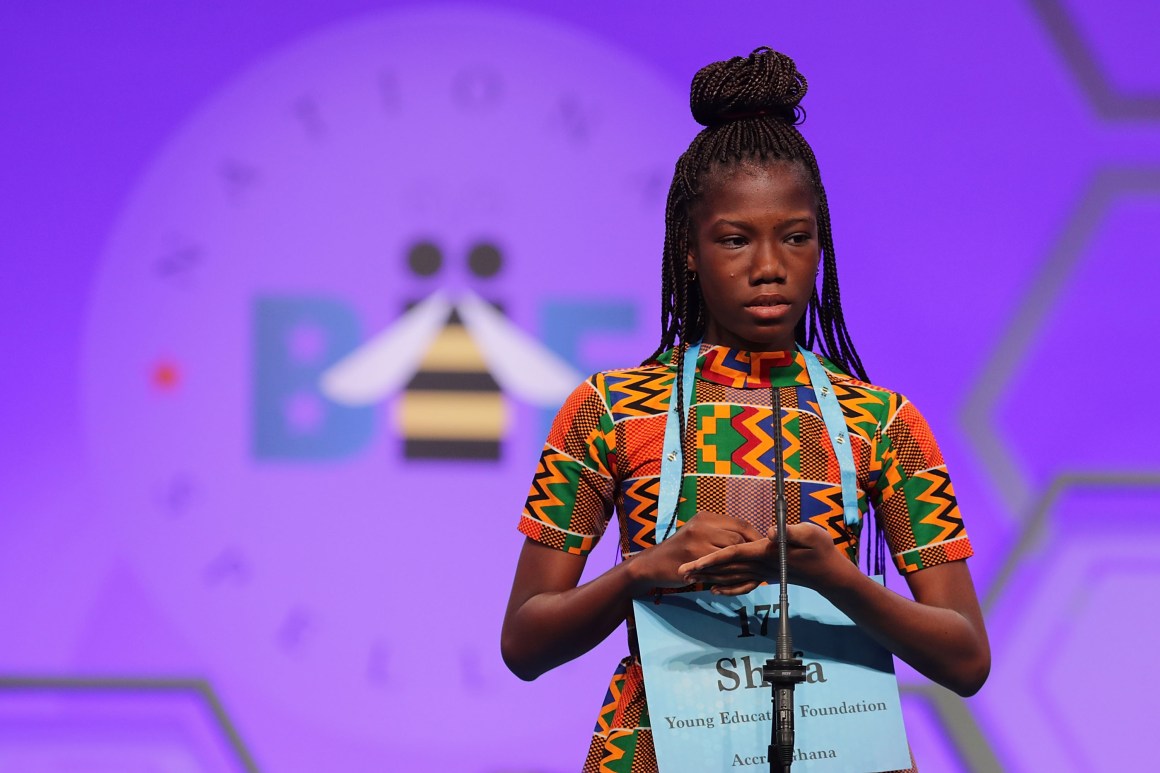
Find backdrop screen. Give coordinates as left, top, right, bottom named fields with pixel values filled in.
left=2, top=2, right=1158, bottom=771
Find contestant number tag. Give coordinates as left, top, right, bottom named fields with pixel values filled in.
left=633, top=582, right=910, bottom=772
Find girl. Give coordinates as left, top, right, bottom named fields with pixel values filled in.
left=502, top=47, right=989, bottom=772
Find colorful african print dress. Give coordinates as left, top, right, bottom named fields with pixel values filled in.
left=517, top=344, right=972, bottom=773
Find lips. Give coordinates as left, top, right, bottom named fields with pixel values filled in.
left=743, top=293, right=793, bottom=322
left=745, top=294, right=790, bottom=308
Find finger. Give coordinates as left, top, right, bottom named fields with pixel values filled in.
left=710, top=581, right=761, bottom=596
left=723, top=517, right=764, bottom=542
left=695, top=511, right=763, bottom=542
left=677, top=545, right=742, bottom=575
left=691, top=571, right=764, bottom=586
left=768, top=521, right=829, bottom=547
left=679, top=541, right=766, bottom=574
left=687, top=559, right=768, bottom=575
left=685, top=563, right=772, bottom=587
left=711, top=528, right=755, bottom=549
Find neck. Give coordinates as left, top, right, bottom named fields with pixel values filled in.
left=699, top=326, right=796, bottom=352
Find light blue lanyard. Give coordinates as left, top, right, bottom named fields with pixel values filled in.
left=653, top=343, right=860, bottom=543
left=800, top=349, right=861, bottom=531
left=654, top=340, right=702, bottom=541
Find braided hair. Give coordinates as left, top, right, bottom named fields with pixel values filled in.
left=650, top=47, right=884, bottom=574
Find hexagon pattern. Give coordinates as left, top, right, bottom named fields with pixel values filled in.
left=1039, top=0, right=1160, bottom=116
left=978, top=485, right=1160, bottom=771
left=0, top=678, right=253, bottom=772
left=950, top=2, right=1160, bottom=768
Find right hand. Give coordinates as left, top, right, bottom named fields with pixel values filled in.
left=628, top=511, right=763, bottom=591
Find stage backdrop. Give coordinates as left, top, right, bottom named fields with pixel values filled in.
left=1, top=1, right=1158, bottom=771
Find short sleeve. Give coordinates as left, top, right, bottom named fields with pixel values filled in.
left=870, top=396, right=973, bottom=574
left=517, top=374, right=616, bottom=556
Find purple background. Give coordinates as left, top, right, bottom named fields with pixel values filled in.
left=2, top=1, right=1158, bottom=770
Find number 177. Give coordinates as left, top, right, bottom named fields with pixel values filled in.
left=735, top=604, right=772, bottom=638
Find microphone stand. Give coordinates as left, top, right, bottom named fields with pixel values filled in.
left=763, top=386, right=807, bottom=773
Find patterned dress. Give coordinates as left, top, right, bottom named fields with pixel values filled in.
left=517, top=344, right=973, bottom=772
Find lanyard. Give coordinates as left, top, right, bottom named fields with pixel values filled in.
left=654, top=339, right=701, bottom=542
left=800, top=349, right=861, bottom=531
left=653, top=342, right=861, bottom=544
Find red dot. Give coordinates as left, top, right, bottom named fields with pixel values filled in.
left=152, top=361, right=181, bottom=391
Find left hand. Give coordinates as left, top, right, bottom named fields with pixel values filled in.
left=678, top=522, right=848, bottom=595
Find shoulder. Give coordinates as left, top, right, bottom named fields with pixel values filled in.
left=811, top=357, right=946, bottom=447
left=826, top=369, right=946, bottom=455
left=583, top=360, right=675, bottom=423
left=814, top=355, right=906, bottom=422
left=596, top=359, right=673, bottom=386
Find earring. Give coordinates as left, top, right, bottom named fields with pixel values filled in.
left=687, top=270, right=697, bottom=282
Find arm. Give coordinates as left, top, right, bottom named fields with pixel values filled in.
left=680, top=523, right=990, bottom=696
left=501, top=512, right=763, bottom=681
left=500, top=539, right=635, bottom=682
left=822, top=552, right=990, bottom=697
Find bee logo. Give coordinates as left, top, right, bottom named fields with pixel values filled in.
left=319, top=239, right=580, bottom=460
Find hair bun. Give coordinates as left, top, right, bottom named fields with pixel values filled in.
left=689, top=46, right=808, bottom=128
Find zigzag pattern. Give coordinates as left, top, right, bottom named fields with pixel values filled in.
left=524, top=450, right=572, bottom=525
left=805, top=483, right=844, bottom=529
left=595, top=670, right=625, bottom=734
left=914, top=467, right=963, bottom=544
left=734, top=407, right=776, bottom=476
left=823, top=508, right=853, bottom=549
left=622, top=477, right=660, bottom=551
left=780, top=405, right=801, bottom=477
left=807, top=484, right=860, bottom=559
left=597, top=729, right=636, bottom=773
left=700, top=350, right=751, bottom=387
left=701, top=347, right=794, bottom=387
left=837, top=384, right=882, bottom=440
left=605, top=370, right=673, bottom=421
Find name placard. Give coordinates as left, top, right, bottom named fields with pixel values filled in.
left=633, top=582, right=910, bottom=772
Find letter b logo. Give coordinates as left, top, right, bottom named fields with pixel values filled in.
left=252, top=296, right=374, bottom=460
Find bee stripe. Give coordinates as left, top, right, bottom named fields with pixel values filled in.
left=406, top=370, right=499, bottom=391
left=405, top=439, right=500, bottom=460
left=397, top=391, right=506, bottom=438
left=418, top=325, right=489, bottom=370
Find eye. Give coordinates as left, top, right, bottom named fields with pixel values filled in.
left=719, top=235, right=748, bottom=248
left=786, top=232, right=813, bottom=246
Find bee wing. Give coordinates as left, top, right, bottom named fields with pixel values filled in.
left=319, top=291, right=451, bottom=406
left=456, top=290, right=583, bottom=406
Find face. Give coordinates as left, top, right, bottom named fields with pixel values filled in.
left=687, top=161, right=819, bottom=352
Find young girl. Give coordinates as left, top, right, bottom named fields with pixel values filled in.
left=502, top=47, right=989, bottom=772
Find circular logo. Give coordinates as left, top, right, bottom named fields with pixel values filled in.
left=82, top=6, right=688, bottom=757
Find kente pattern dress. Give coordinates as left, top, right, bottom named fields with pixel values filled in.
left=517, top=344, right=973, bottom=773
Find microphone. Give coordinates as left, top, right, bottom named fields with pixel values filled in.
left=763, top=385, right=807, bottom=773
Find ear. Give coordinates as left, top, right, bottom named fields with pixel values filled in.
left=686, top=250, right=698, bottom=274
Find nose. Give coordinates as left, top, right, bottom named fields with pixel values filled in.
left=749, top=240, right=786, bottom=285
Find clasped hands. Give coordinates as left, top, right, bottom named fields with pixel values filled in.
left=635, top=511, right=843, bottom=596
